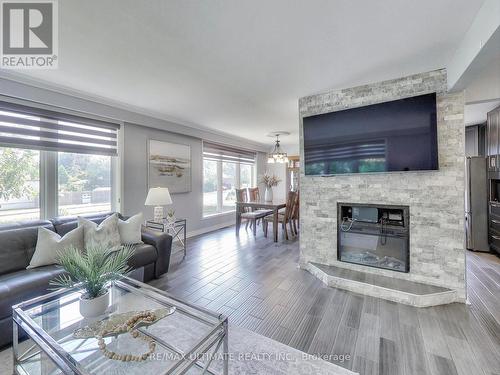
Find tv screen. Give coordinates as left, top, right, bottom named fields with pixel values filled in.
left=303, top=93, right=438, bottom=175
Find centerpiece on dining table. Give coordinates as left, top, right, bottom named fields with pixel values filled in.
left=259, top=172, right=281, bottom=202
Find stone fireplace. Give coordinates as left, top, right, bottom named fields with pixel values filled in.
left=298, top=69, right=466, bottom=305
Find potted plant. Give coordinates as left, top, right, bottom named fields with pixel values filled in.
left=166, top=208, right=176, bottom=226
left=51, top=245, right=134, bottom=318
left=259, top=172, right=281, bottom=202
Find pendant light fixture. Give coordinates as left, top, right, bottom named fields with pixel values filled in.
left=267, top=132, right=290, bottom=164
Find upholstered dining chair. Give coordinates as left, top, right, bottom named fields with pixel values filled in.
left=236, top=188, right=269, bottom=236
left=248, top=187, right=272, bottom=229
left=263, top=191, right=297, bottom=240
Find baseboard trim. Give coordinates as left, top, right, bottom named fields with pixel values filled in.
left=171, top=221, right=234, bottom=243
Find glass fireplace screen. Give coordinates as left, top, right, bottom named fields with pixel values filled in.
left=337, top=203, right=410, bottom=273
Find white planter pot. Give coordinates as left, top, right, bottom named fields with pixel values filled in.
left=264, top=187, right=273, bottom=202
left=79, top=290, right=109, bottom=318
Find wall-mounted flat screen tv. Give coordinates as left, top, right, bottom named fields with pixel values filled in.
left=303, top=93, right=438, bottom=175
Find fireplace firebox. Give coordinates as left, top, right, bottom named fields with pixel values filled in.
left=337, top=203, right=410, bottom=273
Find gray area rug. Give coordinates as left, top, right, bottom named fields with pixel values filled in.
left=0, top=324, right=357, bottom=374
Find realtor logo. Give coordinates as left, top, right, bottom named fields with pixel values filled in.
left=1, top=0, right=58, bottom=69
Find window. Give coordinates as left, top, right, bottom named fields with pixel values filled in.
left=202, top=142, right=256, bottom=217
left=0, top=147, right=40, bottom=223
left=202, top=159, right=218, bottom=216
left=240, top=164, right=253, bottom=188
left=58, top=153, right=112, bottom=216
left=222, top=162, right=236, bottom=212
left=0, top=100, right=120, bottom=223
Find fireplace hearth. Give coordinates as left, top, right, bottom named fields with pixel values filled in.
left=337, top=203, right=410, bottom=273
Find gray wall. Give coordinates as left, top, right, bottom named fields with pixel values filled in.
left=123, top=123, right=267, bottom=235
left=298, top=69, right=467, bottom=301
left=0, top=76, right=268, bottom=235
left=466, top=126, right=479, bottom=156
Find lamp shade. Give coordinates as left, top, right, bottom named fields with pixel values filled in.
left=145, top=187, right=172, bottom=206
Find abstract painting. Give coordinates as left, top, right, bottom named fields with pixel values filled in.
left=148, top=139, right=191, bottom=193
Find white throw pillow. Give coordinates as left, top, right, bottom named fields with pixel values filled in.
left=27, top=226, right=84, bottom=269
left=118, top=212, right=144, bottom=244
left=78, top=213, right=122, bottom=250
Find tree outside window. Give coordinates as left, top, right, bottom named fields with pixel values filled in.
left=58, top=153, right=112, bottom=216
left=0, top=147, right=40, bottom=223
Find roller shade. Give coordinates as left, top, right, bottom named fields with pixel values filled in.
left=203, top=141, right=256, bottom=164
left=0, top=100, right=120, bottom=156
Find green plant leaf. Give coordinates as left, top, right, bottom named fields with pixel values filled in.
left=52, top=244, right=135, bottom=299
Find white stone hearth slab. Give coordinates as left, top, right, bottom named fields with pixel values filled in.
left=305, top=262, right=457, bottom=307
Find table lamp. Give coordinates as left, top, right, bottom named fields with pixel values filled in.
left=145, top=187, right=172, bottom=223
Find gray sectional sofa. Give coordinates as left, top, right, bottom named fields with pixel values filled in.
left=0, top=212, right=172, bottom=347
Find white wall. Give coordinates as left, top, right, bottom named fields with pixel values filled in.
left=265, top=163, right=289, bottom=201
left=465, top=58, right=500, bottom=104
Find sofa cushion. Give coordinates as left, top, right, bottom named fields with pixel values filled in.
left=51, top=212, right=115, bottom=237
left=0, top=220, right=55, bottom=275
left=128, top=244, right=158, bottom=270
left=27, top=226, right=84, bottom=269
left=78, top=214, right=121, bottom=250
left=118, top=212, right=144, bottom=245
left=0, top=265, right=66, bottom=318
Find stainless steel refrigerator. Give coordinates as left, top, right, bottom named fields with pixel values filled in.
left=465, top=157, right=489, bottom=251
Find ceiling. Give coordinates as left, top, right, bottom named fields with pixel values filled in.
left=465, top=100, right=500, bottom=126
left=2, top=0, right=486, bottom=153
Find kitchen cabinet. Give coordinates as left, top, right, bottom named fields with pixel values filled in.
left=487, top=106, right=500, bottom=171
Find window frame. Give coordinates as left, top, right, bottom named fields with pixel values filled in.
left=0, top=146, right=118, bottom=223
left=202, top=157, right=255, bottom=218
left=0, top=98, right=121, bottom=223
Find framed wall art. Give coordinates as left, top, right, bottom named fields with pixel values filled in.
left=148, top=139, right=191, bottom=193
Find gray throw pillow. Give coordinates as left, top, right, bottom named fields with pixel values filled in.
left=27, top=226, right=84, bottom=269
left=78, top=213, right=122, bottom=250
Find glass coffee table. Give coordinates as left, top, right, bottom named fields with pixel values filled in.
left=12, top=276, right=228, bottom=375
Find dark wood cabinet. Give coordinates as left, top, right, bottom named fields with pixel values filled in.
left=487, top=107, right=500, bottom=171
left=487, top=105, right=500, bottom=255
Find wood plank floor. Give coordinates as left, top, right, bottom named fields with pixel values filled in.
left=150, top=226, right=500, bottom=375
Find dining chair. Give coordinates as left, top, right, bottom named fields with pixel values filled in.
left=248, top=187, right=260, bottom=201
left=290, top=191, right=299, bottom=236
left=263, top=191, right=297, bottom=240
left=236, top=188, right=249, bottom=229
left=237, top=188, right=269, bottom=236
left=248, top=187, right=272, bottom=227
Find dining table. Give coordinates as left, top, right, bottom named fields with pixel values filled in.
left=235, top=199, right=287, bottom=242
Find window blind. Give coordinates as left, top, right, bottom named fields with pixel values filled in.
left=0, top=100, right=120, bottom=156
left=203, top=141, right=256, bottom=164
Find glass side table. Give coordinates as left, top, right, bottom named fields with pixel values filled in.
left=146, top=219, right=187, bottom=257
